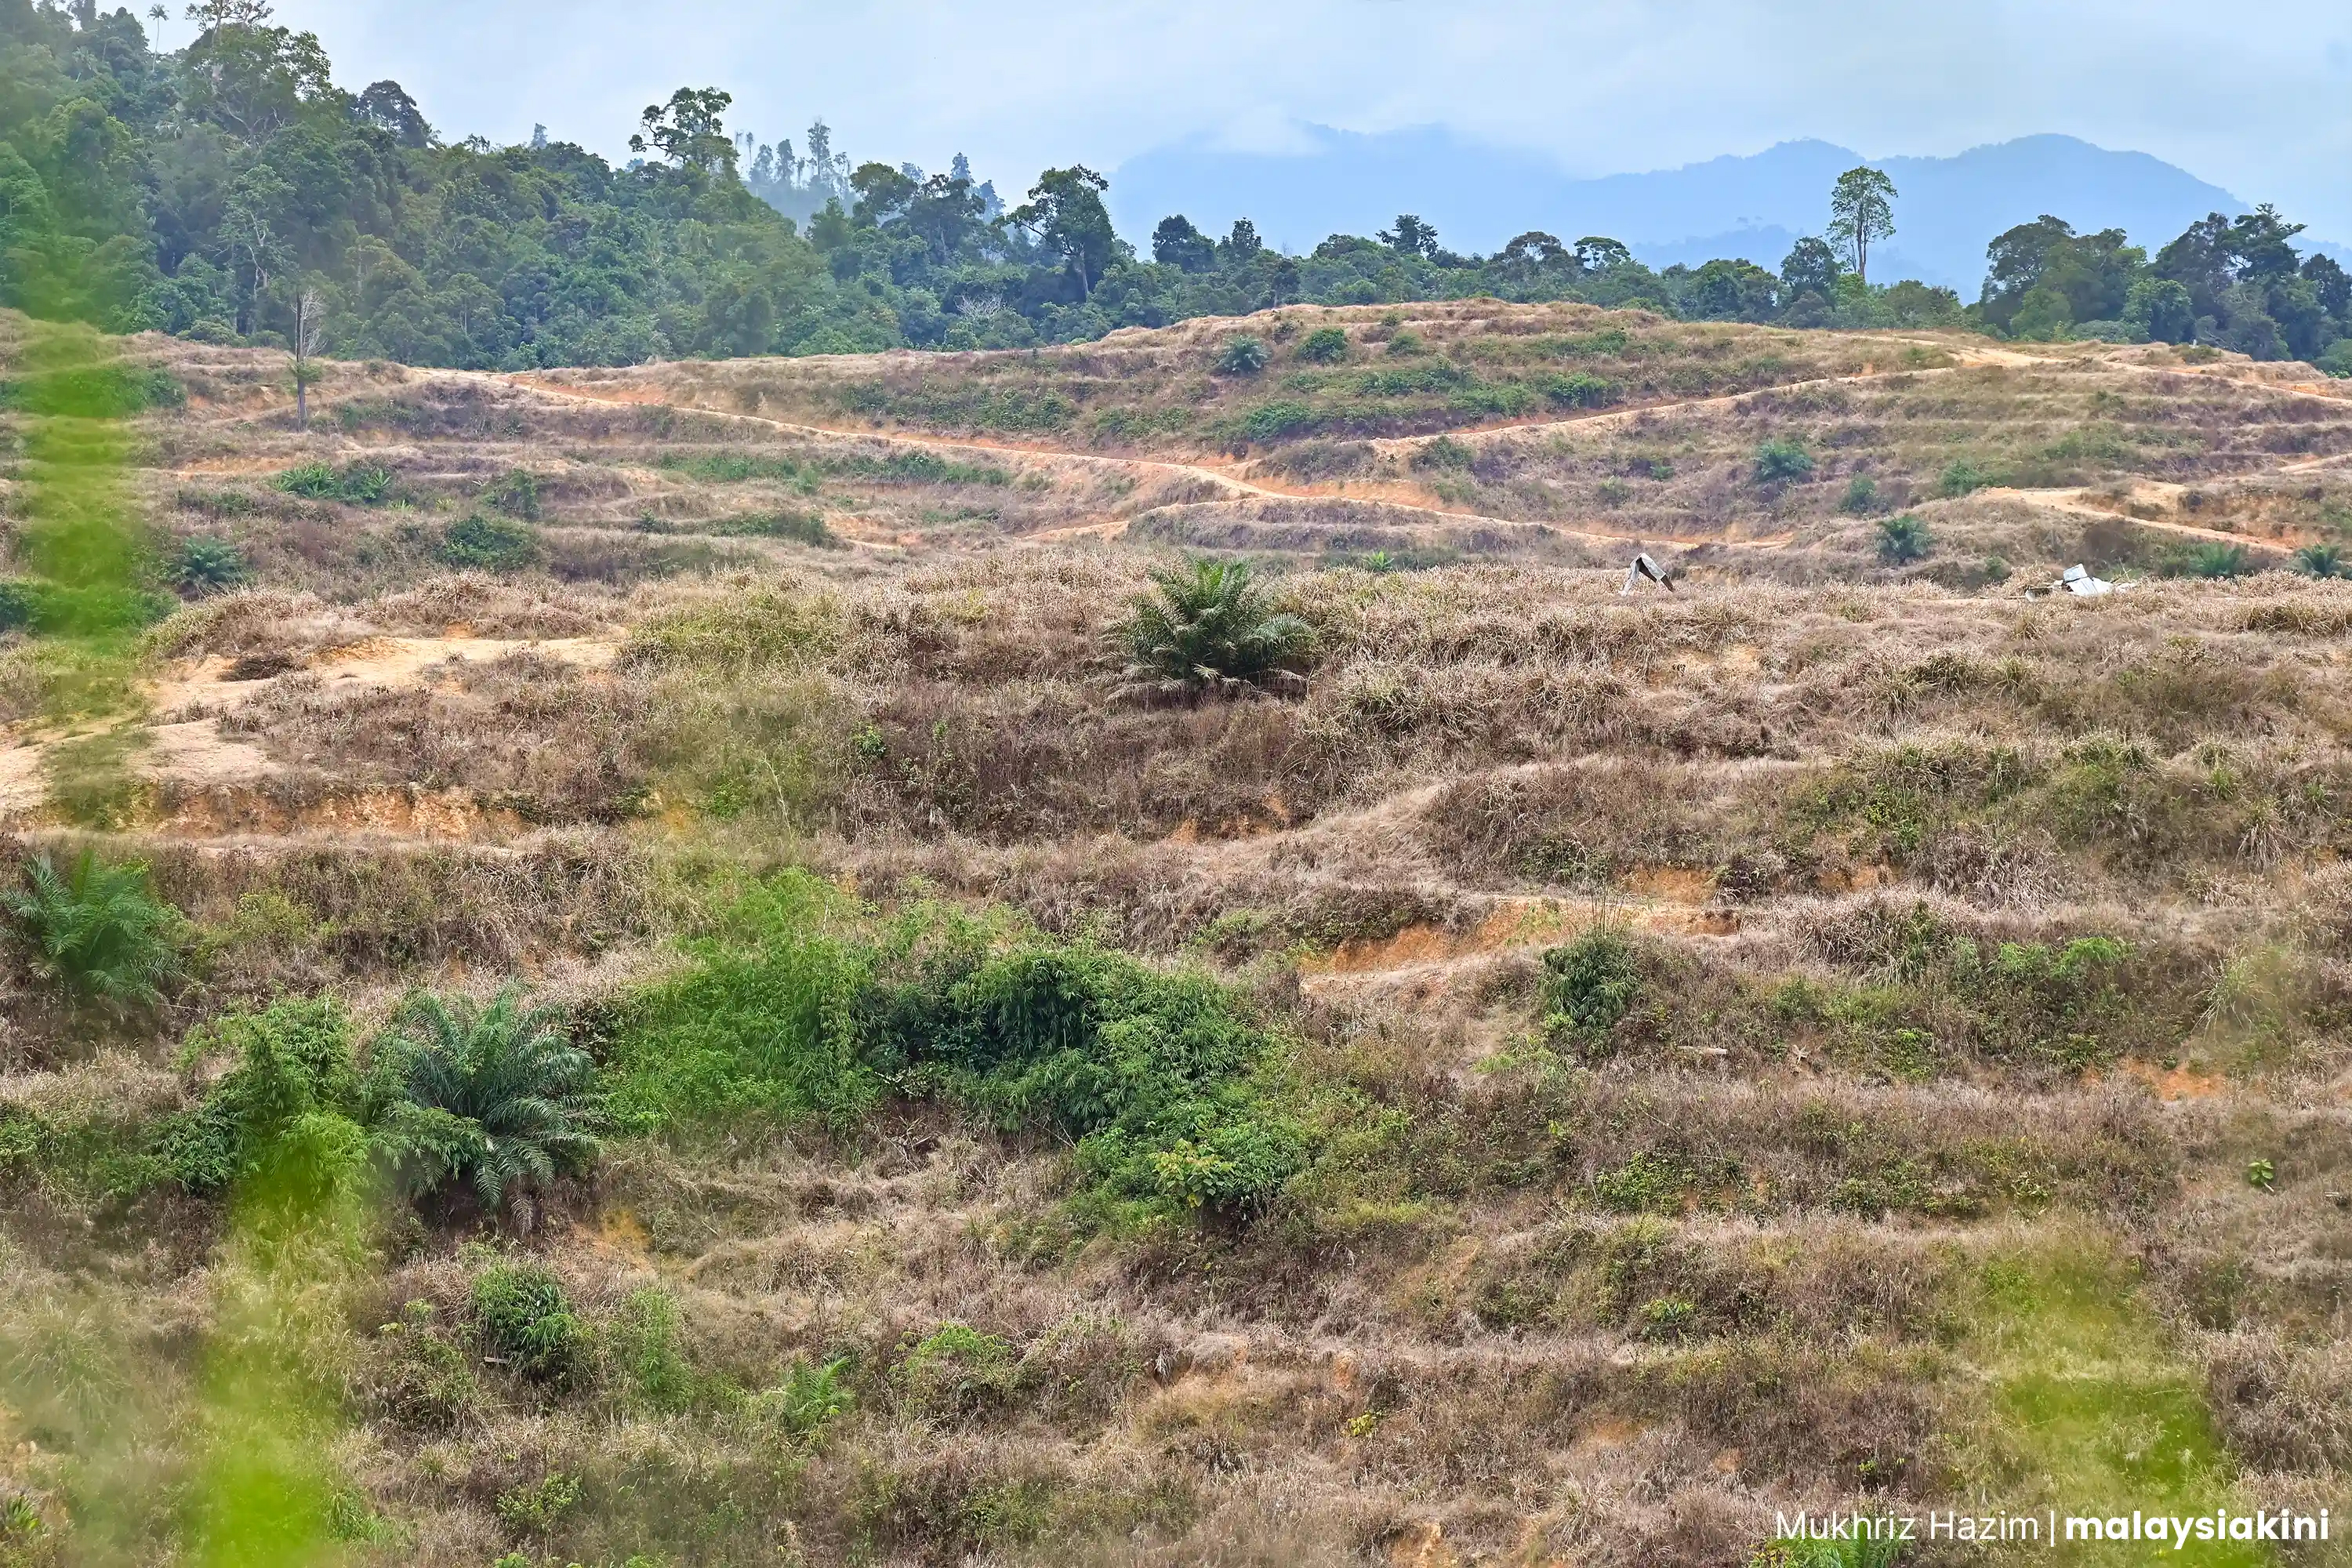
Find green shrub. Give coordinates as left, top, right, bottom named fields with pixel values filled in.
left=1753, top=439, right=1814, bottom=483
left=2292, top=543, right=2342, bottom=578
left=367, top=1300, right=483, bottom=1432
left=1876, top=514, right=1932, bottom=564
left=609, top=875, right=1305, bottom=1214
left=171, top=535, right=251, bottom=596
left=2170, top=543, right=2253, bottom=579
left=1411, top=435, right=1475, bottom=472
left=880, top=940, right=1305, bottom=1210
left=607, top=873, right=879, bottom=1132
left=1539, top=370, right=1617, bottom=408
left=372, top=988, right=597, bottom=1214
left=0, top=579, right=175, bottom=636
left=3, top=851, right=182, bottom=1014
left=495, top=1470, right=581, bottom=1534
left=164, top=996, right=365, bottom=1200
left=274, top=463, right=390, bottom=504
left=1, top=362, right=182, bottom=417
left=702, top=510, right=838, bottom=546
left=1112, top=557, right=1314, bottom=693
left=1240, top=400, right=1317, bottom=441
left=1839, top=474, right=1880, bottom=514
left=621, top=586, right=837, bottom=673
left=436, top=514, right=539, bottom=570
left=1939, top=458, right=1992, bottom=497
left=472, top=1261, right=583, bottom=1380
left=1214, top=336, right=1269, bottom=376
left=1295, top=326, right=1349, bottom=363
left=752, top=1356, right=855, bottom=1442
left=481, top=468, right=540, bottom=518
left=1541, top=928, right=1642, bottom=1044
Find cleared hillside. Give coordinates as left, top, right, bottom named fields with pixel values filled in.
left=0, top=306, right=2349, bottom=1567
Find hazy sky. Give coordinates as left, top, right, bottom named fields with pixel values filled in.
left=265, top=1, right=2352, bottom=241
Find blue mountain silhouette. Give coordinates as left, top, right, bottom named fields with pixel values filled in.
left=1111, top=129, right=2267, bottom=295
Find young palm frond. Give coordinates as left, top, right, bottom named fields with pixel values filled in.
left=1112, top=557, right=1314, bottom=699
left=376, top=988, right=597, bottom=1214
left=2, top=850, right=180, bottom=1014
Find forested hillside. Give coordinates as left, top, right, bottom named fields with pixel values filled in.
left=2, top=0, right=2348, bottom=372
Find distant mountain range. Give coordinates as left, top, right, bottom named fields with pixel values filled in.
left=1108, top=130, right=2340, bottom=297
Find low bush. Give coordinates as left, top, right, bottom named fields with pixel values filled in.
left=1112, top=557, right=1314, bottom=695
left=608, top=875, right=1305, bottom=1214
left=1539, top=370, right=1617, bottom=408
left=481, top=468, right=540, bottom=518
left=1239, top=400, right=1317, bottom=441
left=1411, top=436, right=1475, bottom=471
left=898, top=1323, right=1016, bottom=1419
left=1876, top=514, right=1932, bottom=564
left=372, top=989, right=597, bottom=1214
left=1754, top=439, right=1814, bottom=483
left=1295, top=327, right=1349, bottom=363
left=164, top=995, right=368, bottom=1200
left=437, top=514, right=539, bottom=570
left=274, top=463, right=392, bottom=504
left=2167, top=542, right=2254, bottom=579
left=1840, top=475, right=1880, bottom=514
left=471, top=1260, right=584, bottom=1381
left=1939, top=458, right=1993, bottom=497
left=1214, top=336, right=1269, bottom=376
left=2295, top=543, right=2345, bottom=578
left=4, top=851, right=183, bottom=1015
left=171, top=535, right=251, bottom=596
left=1540, top=928, right=1642, bottom=1048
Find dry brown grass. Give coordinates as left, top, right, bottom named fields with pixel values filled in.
left=4, top=312, right=2351, bottom=1566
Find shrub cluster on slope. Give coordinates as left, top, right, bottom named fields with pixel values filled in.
left=608, top=873, right=1304, bottom=1213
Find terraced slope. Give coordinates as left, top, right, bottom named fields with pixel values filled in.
left=0, top=307, right=2348, bottom=1568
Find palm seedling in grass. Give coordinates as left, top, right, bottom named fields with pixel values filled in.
left=1875, top=514, right=1932, bottom=564
left=2293, top=543, right=2344, bottom=578
left=1112, top=557, right=1314, bottom=699
left=2, top=850, right=180, bottom=1014
left=375, top=988, right=597, bottom=1214
left=1215, top=335, right=1270, bottom=375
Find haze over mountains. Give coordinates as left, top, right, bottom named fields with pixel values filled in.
left=1109, top=129, right=2331, bottom=295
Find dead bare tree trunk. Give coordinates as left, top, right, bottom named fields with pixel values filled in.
left=291, top=285, right=325, bottom=432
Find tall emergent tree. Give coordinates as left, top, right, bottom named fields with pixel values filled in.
left=1828, top=165, right=1898, bottom=286
left=1011, top=165, right=1117, bottom=298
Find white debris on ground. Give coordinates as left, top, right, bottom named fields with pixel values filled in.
left=1619, top=553, right=1677, bottom=594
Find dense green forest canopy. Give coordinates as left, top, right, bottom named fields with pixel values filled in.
left=2, top=0, right=2346, bottom=371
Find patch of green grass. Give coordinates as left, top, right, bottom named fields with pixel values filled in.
left=1962, top=1238, right=2267, bottom=1566
left=436, top=514, right=539, bottom=570
left=273, top=462, right=393, bottom=504
left=606, top=874, right=1305, bottom=1214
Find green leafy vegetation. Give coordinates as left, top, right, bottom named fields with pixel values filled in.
left=1295, top=326, right=1349, bottom=362
left=170, top=535, right=252, bottom=596
left=1539, top=929, right=1642, bottom=1048
left=471, top=1261, right=585, bottom=1381
left=608, top=873, right=1304, bottom=1214
left=372, top=989, right=598, bottom=1214
left=3, top=851, right=182, bottom=1015
left=274, top=463, right=394, bottom=505
left=1875, top=514, right=1931, bottom=564
left=436, top=514, right=540, bottom=571
left=1214, top=335, right=1269, bottom=375
left=1112, top=557, right=1314, bottom=693
left=1754, top=438, right=1815, bottom=483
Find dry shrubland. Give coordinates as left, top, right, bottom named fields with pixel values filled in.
left=1, top=307, right=2349, bottom=1566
